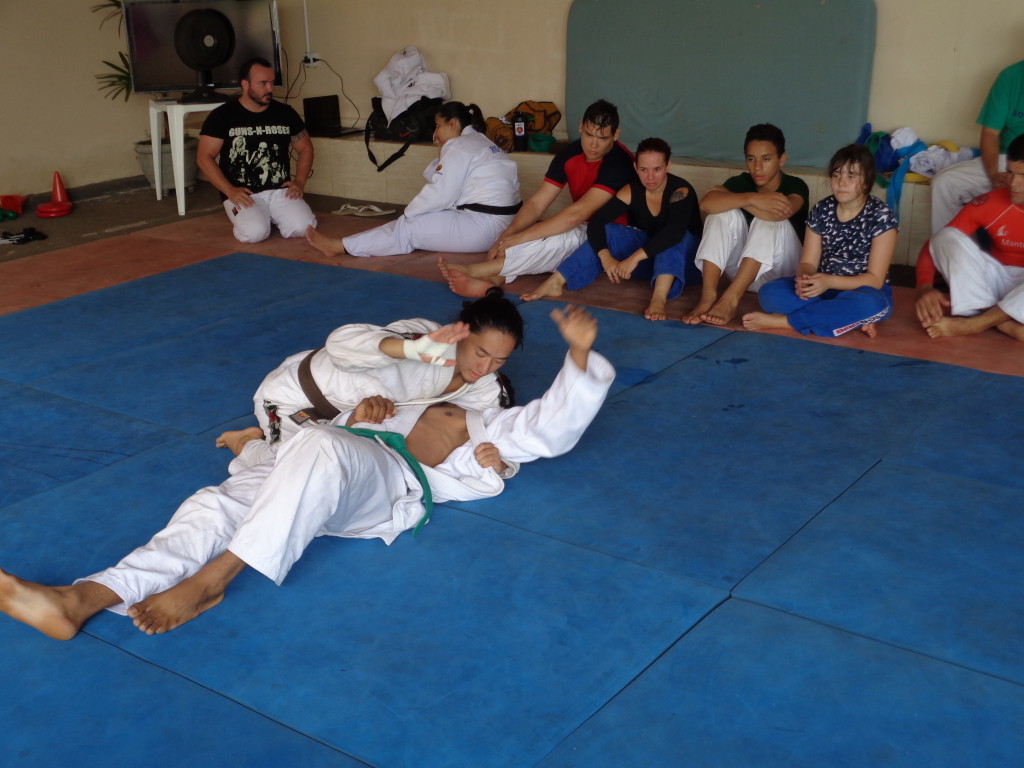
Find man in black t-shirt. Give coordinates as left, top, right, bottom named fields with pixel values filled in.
left=198, top=57, right=316, bottom=243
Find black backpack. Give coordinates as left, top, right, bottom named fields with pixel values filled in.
left=365, top=95, right=444, bottom=172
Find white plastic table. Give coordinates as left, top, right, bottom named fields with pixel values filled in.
left=148, top=100, right=216, bottom=216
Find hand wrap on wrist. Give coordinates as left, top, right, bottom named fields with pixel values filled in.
left=402, top=335, right=451, bottom=366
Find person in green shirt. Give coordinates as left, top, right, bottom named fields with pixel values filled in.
left=931, top=60, right=1024, bottom=234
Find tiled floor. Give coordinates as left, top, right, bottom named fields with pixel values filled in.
left=3, top=185, right=1022, bottom=377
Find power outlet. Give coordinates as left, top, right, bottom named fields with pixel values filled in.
left=302, top=53, right=321, bottom=68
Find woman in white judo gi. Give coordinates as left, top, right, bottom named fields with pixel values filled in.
left=305, top=101, right=521, bottom=258
left=220, top=287, right=525, bottom=469
left=0, top=306, right=613, bottom=640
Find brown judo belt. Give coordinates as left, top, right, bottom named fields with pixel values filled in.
left=289, top=348, right=341, bottom=425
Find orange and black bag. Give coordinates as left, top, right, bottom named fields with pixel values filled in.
left=486, top=101, right=561, bottom=152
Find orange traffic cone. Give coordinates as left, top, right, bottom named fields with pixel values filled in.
left=37, top=172, right=72, bottom=218
left=52, top=172, right=69, bottom=204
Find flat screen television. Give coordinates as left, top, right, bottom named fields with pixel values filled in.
left=123, top=0, right=282, bottom=101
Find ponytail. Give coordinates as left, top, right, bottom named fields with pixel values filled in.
left=465, top=103, right=486, bottom=133
left=436, top=101, right=487, bottom=134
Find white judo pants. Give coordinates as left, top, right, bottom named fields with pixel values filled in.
left=223, top=188, right=317, bottom=244
left=931, top=226, right=1024, bottom=323
left=500, top=225, right=588, bottom=283
left=930, top=155, right=1007, bottom=235
left=343, top=210, right=514, bottom=257
left=79, top=427, right=417, bottom=613
left=694, top=210, right=802, bottom=291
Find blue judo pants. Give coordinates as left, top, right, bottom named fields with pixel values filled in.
left=557, top=224, right=701, bottom=297
left=758, top=277, right=893, bottom=336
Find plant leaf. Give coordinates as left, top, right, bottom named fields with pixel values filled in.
left=90, top=0, right=125, bottom=35
left=96, top=50, right=133, bottom=102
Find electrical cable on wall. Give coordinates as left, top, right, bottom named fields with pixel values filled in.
left=285, top=1, right=361, bottom=128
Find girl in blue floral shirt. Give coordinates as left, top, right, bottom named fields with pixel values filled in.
left=743, top=145, right=898, bottom=337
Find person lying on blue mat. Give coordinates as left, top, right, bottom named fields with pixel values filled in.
left=216, top=286, right=524, bottom=470
left=0, top=306, right=613, bottom=640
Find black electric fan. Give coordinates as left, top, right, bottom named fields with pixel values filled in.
left=175, top=9, right=236, bottom=103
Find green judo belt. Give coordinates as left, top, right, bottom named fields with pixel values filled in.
left=334, top=425, right=434, bottom=536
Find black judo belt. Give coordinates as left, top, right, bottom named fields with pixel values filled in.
left=290, top=348, right=341, bottom=425
left=456, top=201, right=522, bottom=215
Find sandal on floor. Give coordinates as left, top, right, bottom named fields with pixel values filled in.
left=333, top=203, right=364, bottom=215
left=353, top=204, right=396, bottom=217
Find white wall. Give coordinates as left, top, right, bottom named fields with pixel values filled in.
left=1, top=2, right=150, bottom=194
left=1, top=0, right=1021, bottom=194
left=870, top=0, right=1023, bottom=147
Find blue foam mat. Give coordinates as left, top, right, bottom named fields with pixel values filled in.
left=509, top=300, right=727, bottom=402
left=0, top=379, right=180, bottom=508
left=0, top=622, right=366, bottom=768
left=3, top=254, right=1022, bottom=767
left=466, top=331, right=978, bottom=589
left=539, top=599, right=1024, bottom=768
left=886, top=369, right=1024, bottom=491
left=0, top=253, right=360, bottom=382
left=735, top=461, right=1024, bottom=684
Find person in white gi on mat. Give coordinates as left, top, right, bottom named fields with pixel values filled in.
left=0, top=306, right=613, bottom=640
left=216, top=287, right=525, bottom=469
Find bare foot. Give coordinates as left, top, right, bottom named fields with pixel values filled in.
left=126, top=552, right=244, bottom=635
left=702, top=295, right=742, bottom=326
left=996, top=319, right=1024, bottom=341
left=925, top=315, right=988, bottom=338
left=215, top=427, right=264, bottom=457
left=742, top=311, right=792, bottom=331
left=644, top=297, right=667, bottom=321
left=0, top=568, right=114, bottom=640
left=306, top=226, right=346, bottom=258
left=438, top=258, right=493, bottom=297
left=682, top=296, right=716, bottom=325
left=437, top=257, right=457, bottom=285
left=859, top=322, right=878, bottom=338
left=128, top=581, right=224, bottom=635
left=522, top=273, right=566, bottom=302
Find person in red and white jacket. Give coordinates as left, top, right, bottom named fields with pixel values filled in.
left=915, top=134, right=1024, bottom=341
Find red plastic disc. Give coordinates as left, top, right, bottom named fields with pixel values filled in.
left=36, top=202, right=73, bottom=218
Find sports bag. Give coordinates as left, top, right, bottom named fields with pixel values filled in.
left=365, top=95, right=444, bottom=172
left=486, top=101, right=561, bottom=153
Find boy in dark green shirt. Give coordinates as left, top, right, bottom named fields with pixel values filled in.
left=683, top=124, right=809, bottom=326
